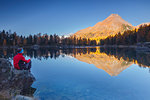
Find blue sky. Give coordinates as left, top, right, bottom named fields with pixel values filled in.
left=0, top=0, right=149, bottom=36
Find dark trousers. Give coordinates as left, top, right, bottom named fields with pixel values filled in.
left=19, top=60, right=31, bottom=70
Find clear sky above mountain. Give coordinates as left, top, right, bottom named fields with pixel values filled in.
left=0, top=0, right=149, bottom=36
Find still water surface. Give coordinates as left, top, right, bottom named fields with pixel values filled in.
left=1, top=47, right=150, bottom=100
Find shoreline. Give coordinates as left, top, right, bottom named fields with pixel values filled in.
left=0, top=45, right=149, bottom=49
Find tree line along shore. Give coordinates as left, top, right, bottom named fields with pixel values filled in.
left=0, top=24, right=150, bottom=48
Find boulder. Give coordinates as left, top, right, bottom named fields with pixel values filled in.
left=0, top=58, right=36, bottom=100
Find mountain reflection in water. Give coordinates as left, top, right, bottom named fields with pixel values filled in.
left=0, top=47, right=150, bottom=76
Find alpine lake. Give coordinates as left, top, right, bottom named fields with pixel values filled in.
left=0, top=47, right=150, bottom=100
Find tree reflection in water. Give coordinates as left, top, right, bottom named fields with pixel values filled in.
left=0, top=47, right=150, bottom=69
left=0, top=47, right=150, bottom=99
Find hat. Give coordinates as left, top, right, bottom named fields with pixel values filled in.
left=17, top=48, right=24, bottom=53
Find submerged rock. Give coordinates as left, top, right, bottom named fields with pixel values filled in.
left=12, top=95, right=36, bottom=100
left=0, top=58, right=36, bottom=100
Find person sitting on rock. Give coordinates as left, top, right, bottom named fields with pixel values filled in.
left=13, top=48, right=31, bottom=70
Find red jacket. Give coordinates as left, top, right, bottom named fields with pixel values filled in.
left=13, top=53, right=31, bottom=69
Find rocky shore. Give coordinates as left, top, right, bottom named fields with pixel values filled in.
left=0, top=58, right=36, bottom=100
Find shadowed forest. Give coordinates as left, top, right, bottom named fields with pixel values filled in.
left=0, top=25, right=150, bottom=47
left=100, top=25, right=150, bottom=45
left=1, top=47, right=149, bottom=68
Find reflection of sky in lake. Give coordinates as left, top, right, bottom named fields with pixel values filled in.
left=31, top=55, right=150, bottom=100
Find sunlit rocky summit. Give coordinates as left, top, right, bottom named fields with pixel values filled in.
left=0, top=58, right=36, bottom=100
left=74, top=14, right=150, bottom=39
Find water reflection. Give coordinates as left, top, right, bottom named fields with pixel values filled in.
left=0, top=47, right=150, bottom=76
left=1, top=47, right=150, bottom=99
left=74, top=51, right=133, bottom=76
left=100, top=47, right=150, bottom=68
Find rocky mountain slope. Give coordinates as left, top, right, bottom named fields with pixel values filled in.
left=136, top=22, right=150, bottom=28
left=74, top=14, right=149, bottom=39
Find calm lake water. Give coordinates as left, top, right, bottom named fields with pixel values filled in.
left=0, top=47, right=150, bottom=100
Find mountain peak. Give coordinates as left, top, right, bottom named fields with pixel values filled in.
left=74, top=14, right=134, bottom=39
left=102, top=14, right=131, bottom=26
left=109, top=14, right=120, bottom=17
left=106, top=14, right=121, bottom=20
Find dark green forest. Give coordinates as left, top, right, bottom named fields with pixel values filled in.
left=0, top=31, right=97, bottom=47
left=0, top=24, right=150, bottom=47
left=100, top=24, right=150, bottom=45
